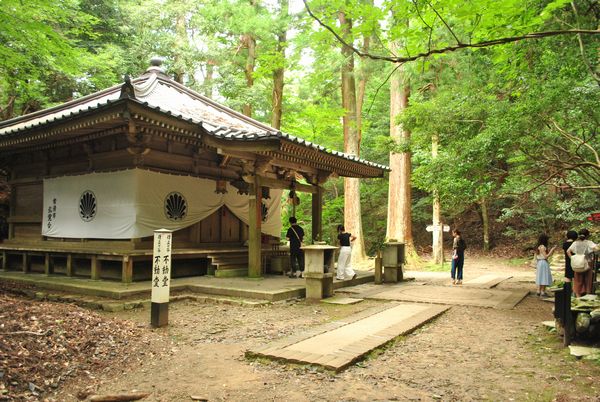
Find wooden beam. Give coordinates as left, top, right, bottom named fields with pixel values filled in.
left=44, top=253, right=52, bottom=276
left=22, top=253, right=29, bottom=273
left=91, top=255, right=100, bottom=280
left=247, top=175, right=262, bottom=278
left=66, top=254, right=73, bottom=277
left=312, top=187, right=323, bottom=242
left=243, top=175, right=318, bottom=194
left=122, top=255, right=133, bottom=283
left=203, top=136, right=280, bottom=152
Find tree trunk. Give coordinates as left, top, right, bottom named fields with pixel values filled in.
left=431, top=133, right=443, bottom=264
left=355, top=19, right=371, bottom=144
left=204, top=61, right=215, bottom=98
left=242, top=33, right=256, bottom=117
left=339, top=10, right=366, bottom=262
left=173, top=12, right=187, bottom=84
left=386, top=56, right=417, bottom=259
left=481, top=197, right=490, bottom=252
left=271, top=0, right=288, bottom=130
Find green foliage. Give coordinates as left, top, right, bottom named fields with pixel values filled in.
left=1, top=0, right=599, bottom=255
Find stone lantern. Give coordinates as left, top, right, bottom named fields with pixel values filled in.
left=302, top=243, right=337, bottom=300
left=382, top=241, right=404, bottom=283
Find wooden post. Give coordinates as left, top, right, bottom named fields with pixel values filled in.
left=66, top=254, right=74, bottom=277
left=374, top=250, right=383, bottom=284
left=91, top=255, right=100, bottom=280
left=44, top=253, right=52, bottom=276
left=122, top=255, right=133, bottom=283
left=311, top=187, right=323, bottom=242
left=1, top=252, right=7, bottom=271
left=22, top=253, right=29, bottom=273
left=248, top=175, right=262, bottom=278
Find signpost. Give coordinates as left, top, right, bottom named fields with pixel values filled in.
left=426, top=224, right=450, bottom=232
left=151, top=229, right=172, bottom=328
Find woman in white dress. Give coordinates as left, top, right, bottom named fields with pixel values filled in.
left=535, top=234, right=556, bottom=297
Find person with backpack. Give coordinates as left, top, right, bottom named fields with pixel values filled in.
left=567, top=229, right=598, bottom=297
left=285, top=217, right=305, bottom=278
left=451, top=229, right=467, bottom=285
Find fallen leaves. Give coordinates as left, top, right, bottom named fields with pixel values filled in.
left=0, top=292, right=153, bottom=401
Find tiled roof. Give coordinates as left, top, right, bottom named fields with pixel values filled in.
left=0, top=67, right=389, bottom=172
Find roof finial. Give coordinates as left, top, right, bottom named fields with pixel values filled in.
left=146, top=57, right=166, bottom=74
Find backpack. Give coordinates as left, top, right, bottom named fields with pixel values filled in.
left=571, top=255, right=588, bottom=272
left=571, top=241, right=591, bottom=273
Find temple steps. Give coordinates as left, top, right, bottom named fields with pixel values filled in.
left=208, top=251, right=249, bottom=277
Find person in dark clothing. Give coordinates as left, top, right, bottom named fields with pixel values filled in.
left=285, top=217, right=305, bottom=278
left=563, top=230, right=578, bottom=282
left=451, top=229, right=467, bottom=285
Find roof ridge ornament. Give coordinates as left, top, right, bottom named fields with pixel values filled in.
left=119, top=74, right=136, bottom=100
left=146, top=56, right=167, bottom=75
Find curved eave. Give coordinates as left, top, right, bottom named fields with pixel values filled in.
left=0, top=97, right=389, bottom=178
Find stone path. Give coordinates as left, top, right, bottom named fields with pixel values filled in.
left=320, top=297, right=363, bottom=305
left=462, top=274, right=512, bottom=288
left=363, top=284, right=528, bottom=309
left=246, top=302, right=449, bottom=372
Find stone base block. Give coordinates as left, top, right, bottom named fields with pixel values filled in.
left=384, top=266, right=403, bottom=283
left=305, top=272, right=334, bottom=300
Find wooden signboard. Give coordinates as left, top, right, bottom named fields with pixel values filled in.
left=151, top=229, right=172, bottom=327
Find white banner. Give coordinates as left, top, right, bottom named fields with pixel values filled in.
left=42, top=169, right=282, bottom=239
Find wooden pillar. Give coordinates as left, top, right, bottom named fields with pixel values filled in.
left=8, top=183, right=14, bottom=240
left=122, top=255, right=133, bottom=283
left=248, top=175, right=262, bottom=278
left=311, top=187, right=323, bottom=242
left=1, top=251, right=7, bottom=271
left=44, top=253, right=52, bottom=276
left=66, top=254, right=74, bottom=277
left=22, top=253, right=29, bottom=273
left=91, top=255, right=100, bottom=280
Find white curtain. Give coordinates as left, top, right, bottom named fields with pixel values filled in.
left=42, top=169, right=282, bottom=239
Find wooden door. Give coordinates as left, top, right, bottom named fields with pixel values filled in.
left=220, top=207, right=240, bottom=243
left=200, top=209, right=220, bottom=243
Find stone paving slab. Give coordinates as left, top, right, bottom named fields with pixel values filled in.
left=246, top=302, right=449, bottom=372
left=462, top=274, right=512, bottom=288
left=364, top=284, right=528, bottom=309
left=320, top=297, right=363, bottom=305
left=335, top=282, right=426, bottom=299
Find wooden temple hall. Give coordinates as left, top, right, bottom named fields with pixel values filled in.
left=0, top=59, right=388, bottom=283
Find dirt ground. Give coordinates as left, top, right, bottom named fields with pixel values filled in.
left=3, top=256, right=600, bottom=401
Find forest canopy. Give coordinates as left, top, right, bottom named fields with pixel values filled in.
left=1, top=0, right=599, bottom=255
